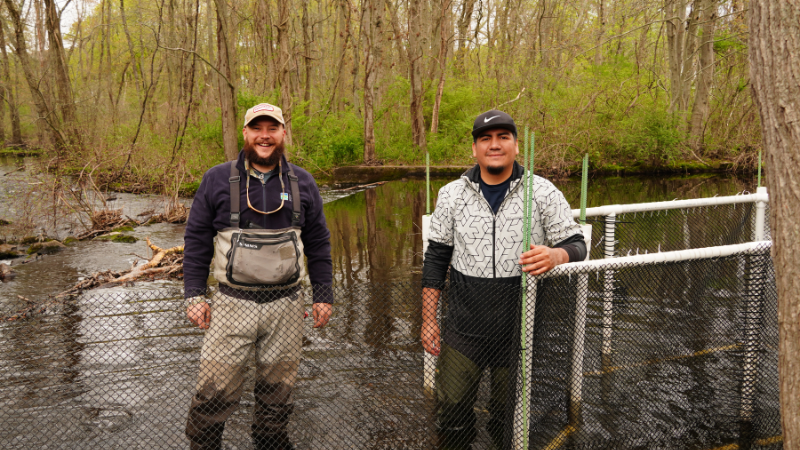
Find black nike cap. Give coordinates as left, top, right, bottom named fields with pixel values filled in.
left=472, top=110, right=517, bottom=141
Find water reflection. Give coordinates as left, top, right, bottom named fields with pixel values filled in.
left=324, top=174, right=757, bottom=284
left=0, top=169, right=773, bottom=449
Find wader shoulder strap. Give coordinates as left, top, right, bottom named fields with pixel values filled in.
left=287, top=165, right=301, bottom=226
left=229, top=161, right=241, bottom=226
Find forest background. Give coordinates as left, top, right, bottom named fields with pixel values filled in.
left=0, top=0, right=757, bottom=192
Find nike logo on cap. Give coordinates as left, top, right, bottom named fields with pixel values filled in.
left=484, top=115, right=501, bottom=123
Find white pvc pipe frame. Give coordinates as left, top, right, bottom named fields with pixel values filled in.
left=570, top=188, right=769, bottom=220
left=422, top=189, right=770, bottom=447
left=512, top=240, right=772, bottom=449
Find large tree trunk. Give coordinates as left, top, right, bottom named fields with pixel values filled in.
left=276, top=0, right=294, bottom=146
left=408, top=0, right=427, bottom=153
left=213, top=0, right=239, bottom=161
left=688, top=0, right=716, bottom=147
left=362, top=0, right=384, bottom=163
left=748, top=2, right=800, bottom=448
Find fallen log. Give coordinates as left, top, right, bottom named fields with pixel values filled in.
left=1, top=238, right=185, bottom=321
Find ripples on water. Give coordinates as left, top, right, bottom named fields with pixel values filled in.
left=0, top=154, right=775, bottom=449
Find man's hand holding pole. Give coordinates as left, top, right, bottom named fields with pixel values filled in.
left=519, top=245, right=569, bottom=275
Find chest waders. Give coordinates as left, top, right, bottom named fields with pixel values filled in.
left=212, top=161, right=306, bottom=290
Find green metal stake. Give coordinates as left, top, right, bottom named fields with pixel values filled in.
left=519, top=130, right=534, bottom=450
left=426, top=150, right=431, bottom=215
left=580, top=154, right=589, bottom=224
left=757, top=149, right=762, bottom=189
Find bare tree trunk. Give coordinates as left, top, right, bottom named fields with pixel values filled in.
left=430, top=0, right=450, bottom=135
left=168, top=0, right=200, bottom=166
left=0, top=19, right=22, bottom=145
left=352, top=1, right=363, bottom=117
left=213, top=0, right=240, bottom=161
left=276, top=0, right=293, bottom=146
left=748, top=3, right=800, bottom=447
left=0, top=75, right=4, bottom=144
left=665, top=0, right=685, bottom=113
left=120, top=0, right=146, bottom=91
left=302, top=0, right=312, bottom=117
left=362, top=0, right=384, bottom=163
left=387, top=0, right=408, bottom=73
left=594, top=0, right=604, bottom=65
left=254, top=0, right=276, bottom=93
left=43, top=0, right=79, bottom=149
left=408, top=0, right=427, bottom=153
left=329, top=0, right=352, bottom=112
left=680, top=0, right=700, bottom=112
left=688, top=0, right=716, bottom=147
left=3, top=0, right=65, bottom=149
left=538, top=0, right=551, bottom=66
left=454, top=0, right=476, bottom=74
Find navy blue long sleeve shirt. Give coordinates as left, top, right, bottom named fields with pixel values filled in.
left=183, top=151, right=333, bottom=303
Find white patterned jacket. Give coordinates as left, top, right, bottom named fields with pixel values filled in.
left=422, top=162, right=584, bottom=339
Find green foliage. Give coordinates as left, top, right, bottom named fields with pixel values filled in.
left=293, top=109, right=364, bottom=168
left=617, top=109, right=685, bottom=164
left=425, top=84, right=478, bottom=163
left=714, top=31, right=747, bottom=54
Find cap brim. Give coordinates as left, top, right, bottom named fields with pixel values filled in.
left=472, top=123, right=517, bottom=139
left=245, top=111, right=285, bottom=127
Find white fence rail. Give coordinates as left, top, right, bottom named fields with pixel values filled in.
left=423, top=189, right=773, bottom=449
left=513, top=240, right=773, bottom=449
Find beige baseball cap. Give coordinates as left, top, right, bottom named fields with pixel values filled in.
left=243, top=103, right=284, bottom=127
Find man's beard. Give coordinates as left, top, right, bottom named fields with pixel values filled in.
left=244, top=141, right=285, bottom=168
left=486, top=165, right=505, bottom=175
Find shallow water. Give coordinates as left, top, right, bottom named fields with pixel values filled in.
left=0, top=155, right=775, bottom=449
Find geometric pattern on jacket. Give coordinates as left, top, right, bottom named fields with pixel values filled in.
left=429, top=164, right=582, bottom=279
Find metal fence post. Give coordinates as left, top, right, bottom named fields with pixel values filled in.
left=602, top=214, right=615, bottom=361
left=514, top=277, right=536, bottom=450
left=741, top=246, right=765, bottom=424
left=421, top=214, right=436, bottom=395
left=569, top=224, right=592, bottom=426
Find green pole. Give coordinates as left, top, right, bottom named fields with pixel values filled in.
left=426, top=151, right=431, bottom=214
left=757, top=149, right=762, bottom=189
left=580, top=154, right=589, bottom=224
left=519, top=130, right=533, bottom=450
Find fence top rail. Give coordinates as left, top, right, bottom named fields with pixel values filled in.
left=536, top=241, right=772, bottom=279
left=570, top=190, right=769, bottom=219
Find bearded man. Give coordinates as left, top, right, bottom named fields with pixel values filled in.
left=182, top=103, right=333, bottom=450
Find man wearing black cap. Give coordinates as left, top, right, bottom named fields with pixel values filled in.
left=421, top=110, right=586, bottom=449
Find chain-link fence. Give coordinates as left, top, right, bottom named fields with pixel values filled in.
left=576, top=191, right=770, bottom=259
left=0, top=242, right=778, bottom=449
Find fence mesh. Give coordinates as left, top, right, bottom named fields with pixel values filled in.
left=0, top=245, right=779, bottom=449
left=584, top=202, right=771, bottom=259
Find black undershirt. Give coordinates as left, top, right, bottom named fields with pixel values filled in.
left=479, top=176, right=513, bottom=214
